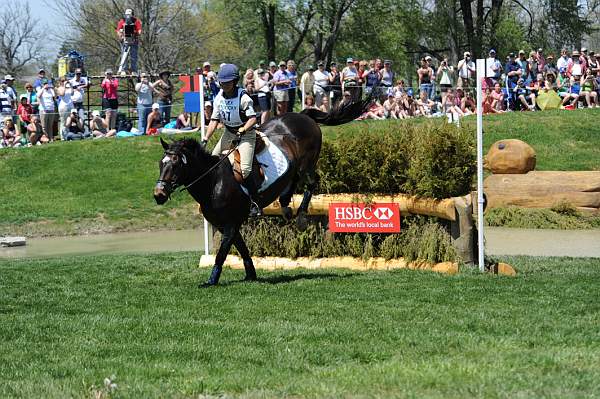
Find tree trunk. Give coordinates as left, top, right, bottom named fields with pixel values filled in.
left=260, top=2, right=276, bottom=61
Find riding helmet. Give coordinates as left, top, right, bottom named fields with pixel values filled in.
left=218, top=64, right=239, bottom=83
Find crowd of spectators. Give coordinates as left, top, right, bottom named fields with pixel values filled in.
left=2, top=46, right=599, bottom=149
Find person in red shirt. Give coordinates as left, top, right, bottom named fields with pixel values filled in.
left=101, top=69, right=119, bottom=130
left=16, top=95, right=33, bottom=135
left=116, top=8, right=142, bottom=74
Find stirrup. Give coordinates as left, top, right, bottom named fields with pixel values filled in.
left=249, top=200, right=263, bottom=217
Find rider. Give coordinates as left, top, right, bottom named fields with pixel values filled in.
left=203, top=63, right=262, bottom=217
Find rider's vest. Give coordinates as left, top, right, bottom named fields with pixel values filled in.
left=214, top=88, right=254, bottom=129
left=0, top=91, right=12, bottom=114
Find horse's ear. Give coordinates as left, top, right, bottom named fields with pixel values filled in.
left=160, top=137, right=169, bottom=150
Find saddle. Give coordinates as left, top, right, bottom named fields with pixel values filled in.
left=230, top=131, right=267, bottom=187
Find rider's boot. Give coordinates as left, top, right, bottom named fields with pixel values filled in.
left=242, top=175, right=263, bottom=217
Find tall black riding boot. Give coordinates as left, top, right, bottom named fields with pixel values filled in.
left=242, top=176, right=263, bottom=217
left=200, top=265, right=222, bottom=287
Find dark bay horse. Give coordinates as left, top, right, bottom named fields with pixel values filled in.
left=154, top=100, right=369, bottom=286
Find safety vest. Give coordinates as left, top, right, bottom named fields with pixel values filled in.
left=214, top=88, right=252, bottom=129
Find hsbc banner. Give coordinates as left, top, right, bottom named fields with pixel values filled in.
left=328, top=203, right=401, bottom=233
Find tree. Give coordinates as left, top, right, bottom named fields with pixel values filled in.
left=0, top=1, right=44, bottom=75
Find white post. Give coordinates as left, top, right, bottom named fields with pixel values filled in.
left=301, top=89, right=306, bottom=110
left=199, top=74, right=210, bottom=256
left=475, top=59, right=485, bottom=272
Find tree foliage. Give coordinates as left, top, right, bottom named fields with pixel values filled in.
left=0, top=1, right=44, bottom=75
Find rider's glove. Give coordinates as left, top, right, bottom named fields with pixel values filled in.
left=237, top=127, right=246, bottom=135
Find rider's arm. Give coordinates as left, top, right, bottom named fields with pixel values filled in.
left=238, top=94, right=257, bottom=133
left=204, top=119, right=219, bottom=141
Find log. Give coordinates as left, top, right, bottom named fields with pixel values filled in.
left=484, top=171, right=600, bottom=212
left=197, top=193, right=462, bottom=221
left=199, top=254, right=459, bottom=275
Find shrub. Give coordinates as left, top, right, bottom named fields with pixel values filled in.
left=315, top=121, right=476, bottom=199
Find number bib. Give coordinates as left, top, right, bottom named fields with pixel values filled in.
left=214, top=88, right=247, bottom=128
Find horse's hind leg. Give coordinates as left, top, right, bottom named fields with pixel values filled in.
left=233, top=232, right=256, bottom=281
left=202, top=225, right=238, bottom=287
left=297, top=170, right=317, bottom=230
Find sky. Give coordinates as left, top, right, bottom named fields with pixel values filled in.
left=28, top=0, right=67, bottom=60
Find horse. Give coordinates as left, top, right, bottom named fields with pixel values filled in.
left=154, top=99, right=370, bottom=286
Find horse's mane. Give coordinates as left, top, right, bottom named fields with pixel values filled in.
left=170, top=137, right=218, bottom=165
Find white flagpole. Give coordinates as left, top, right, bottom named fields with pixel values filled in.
left=200, top=74, right=210, bottom=256
left=475, top=59, right=485, bottom=272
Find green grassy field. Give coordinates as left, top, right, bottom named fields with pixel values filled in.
left=1, top=109, right=598, bottom=237
left=1, top=254, right=599, bottom=398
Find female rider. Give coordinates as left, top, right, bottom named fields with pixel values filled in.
left=203, top=64, right=261, bottom=217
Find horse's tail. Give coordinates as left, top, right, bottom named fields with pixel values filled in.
left=300, top=95, right=373, bottom=126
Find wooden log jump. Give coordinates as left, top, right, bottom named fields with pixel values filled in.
left=484, top=171, right=600, bottom=213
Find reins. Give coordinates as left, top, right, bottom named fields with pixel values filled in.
left=175, top=142, right=240, bottom=193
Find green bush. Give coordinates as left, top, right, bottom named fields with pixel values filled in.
left=315, top=121, right=476, bottom=198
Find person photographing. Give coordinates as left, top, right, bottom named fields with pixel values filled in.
left=116, top=8, right=142, bottom=74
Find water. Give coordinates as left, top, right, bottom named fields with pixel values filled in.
left=0, top=229, right=205, bottom=259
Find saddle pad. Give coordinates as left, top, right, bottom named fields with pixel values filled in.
left=228, top=135, right=289, bottom=194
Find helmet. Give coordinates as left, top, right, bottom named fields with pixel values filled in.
left=218, top=64, right=239, bottom=83
left=125, top=9, right=133, bottom=15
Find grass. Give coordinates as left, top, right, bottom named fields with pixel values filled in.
left=485, top=206, right=600, bottom=229
left=0, top=109, right=598, bottom=237
left=1, top=254, right=599, bottom=398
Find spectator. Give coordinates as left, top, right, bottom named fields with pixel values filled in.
left=417, top=58, right=433, bottom=99
left=116, top=8, right=142, bottom=74
left=341, top=58, right=360, bottom=100
left=135, top=72, right=154, bottom=134
left=568, top=50, right=584, bottom=79
left=361, top=101, right=385, bottom=120
left=557, top=67, right=576, bottom=106
left=556, top=49, right=571, bottom=71
left=527, top=51, right=538, bottom=82
left=394, top=92, right=410, bottom=119
left=380, top=60, right=395, bottom=91
left=101, top=69, right=119, bottom=130
left=243, top=68, right=259, bottom=112
left=304, top=95, right=318, bottom=109
left=203, top=101, right=214, bottom=127
left=56, top=79, right=74, bottom=139
left=146, top=103, right=163, bottom=135
left=0, top=83, right=13, bottom=119
left=64, top=108, right=90, bottom=140
left=299, top=64, right=315, bottom=103
left=457, top=51, right=475, bottom=89
left=415, top=90, right=435, bottom=117
left=483, top=88, right=504, bottom=114
left=544, top=72, right=556, bottom=91
left=437, top=57, right=454, bottom=101
left=90, top=110, right=116, bottom=138
left=392, top=79, right=405, bottom=97
left=341, top=90, right=353, bottom=106
left=329, top=62, right=342, bottom=104
left=255, top=68, right=271, bottom=123
left=580, top=69, right=597, bottom=108
left=27, top=115, right=49, bottom=145
left=23, top=83, right=38, bottom=114
left=319, top=95, right=330, bottom=113
left=587, top=51, right=598, bottom=75
left=154, top=70, right=173, bottom=124
left=535, top=48, right=546, bottom=74
left=382, top=93, right=397, bottom=119
left=38, top=81, right=57, bottom=141
left=272, top=60, right=291, bottom=115
left=313, top=61, right=330, bottom=107
left=357, top=60, right=368, bottom=98
left=17, top=95, right=33, bottom=132
left=4, top=75, right=17, bottom=110
left=459, top=88, right=476, bottom=114
left=287, top=60, right=298, bottom=112
left=1, top=117, right=21, bottom=148
left=442, top=89, right=463, bottom=122
left=363, top=59, right=382, bottom=96
left=514, top=78, right=536, bottom=110
left=491, top=83, right=505, bottom=110
left=69, top=68, right=89, bottom=119
left=254, top=60, right=267, bottom=78
left=579, top=47, right=589, bottom=71
left=175, top=111, right=197, bottom=130
left=543, top=54, right=558, bottom=77
left=505, top=52, right=522, bottom=88
left=268, top=61, right=277, bottom=79
left=201, top=62, right=219, bottom=101
left=33, top=69, right=47, bottom=92
left=485, top=49, right=502, bottom=87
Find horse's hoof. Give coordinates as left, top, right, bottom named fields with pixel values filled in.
left=282, top=206, right=293, bottom=222
left=296, top=211, right=308, bottom=231
left=244, top=274, right=257, bottom=282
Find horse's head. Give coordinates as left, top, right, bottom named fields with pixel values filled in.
left=154, top=137, right=194, bottom=204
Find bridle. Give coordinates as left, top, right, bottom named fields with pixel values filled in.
left=157, top=143, right=240, bottom=196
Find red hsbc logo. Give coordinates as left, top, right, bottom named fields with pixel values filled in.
left=329, top=203, right=401, bottom=233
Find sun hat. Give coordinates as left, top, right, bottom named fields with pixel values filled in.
left=39, top=68, right=45, bottom=73
left=384, top=60, right=391, bottom=65
left=204, top=101, right=212, bottom=108
left=4, top=75, right=14, bottom=80
left=464, top=51, right=471, bottom=57
left=489, top=49, right=496, bottom=54
left=346, top=57, right=353, bottom=63
left=269, top=61, right=277, bottom=67
left=424, top=56, right=432, bottom=61
left=152, top=103, right=160, bottom=110
left=203, top=61, right=211, bottom=67
left=278, top=60, right=286, bottom=66
left=92, top=110, right=100, bottom=117
left=70, top=108, right=78, bottom=114
left=125, top=9, right=133, bottom=15
left=105, top=69, right=113, bottom=75
left=308, top=65, right=315, bottom=71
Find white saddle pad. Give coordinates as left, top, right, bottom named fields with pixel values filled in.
left=227, top=134, right=289, bottom=194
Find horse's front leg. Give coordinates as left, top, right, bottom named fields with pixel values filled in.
left=202, top=225, right=238, bottom=287
left=296, top=171, right=317, bottom=230
left=233, top=232, right=256, bottom=281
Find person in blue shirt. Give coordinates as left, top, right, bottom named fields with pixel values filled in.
left=286, top=60, right=298, bottom=112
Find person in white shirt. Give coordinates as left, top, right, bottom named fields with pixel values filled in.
left=457, top=51, right=475, bottom=89
left=69, top=68, right=89, bottom=119
left=556, top=48, right=571, bottom=72
left=312, top=61, right=331, bottom=107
